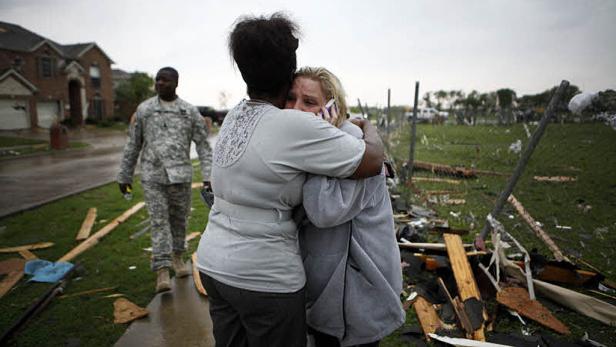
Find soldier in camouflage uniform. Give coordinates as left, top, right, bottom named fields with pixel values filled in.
left=117, top=67, right=212, bottom=293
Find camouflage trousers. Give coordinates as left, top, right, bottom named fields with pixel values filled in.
left=142, top=181, right=192, bottom=271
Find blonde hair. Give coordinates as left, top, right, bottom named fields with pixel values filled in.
left=295, top=67, right=347, bottom=128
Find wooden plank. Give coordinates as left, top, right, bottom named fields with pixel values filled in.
left=58, top=202, right=145, bottom=262
left=18, top=250, right=37, bottom=260
left=185, top=232, right=201, bottom=243
left=412, top=296, right=442, bottom=340
left=0, top=271, right=24, bottom=298
left=508, top=194, right=569, bottom=262
left=437, top=277, right=473, bottom=335
left=412, top=177, right=461, bottom=185
left=0, top=258, right=25, bottom=275
left=76, top=208, right=97, bottom=241
left=0, top=242, right=54, bottom=254
left=413, top=160, right=477, bottom=178
left=497, top=287, right=570, bottom=334
left=443, top=233, right=485, bottom=341
left=191, top=253, right=207, bottom=296
left=59, top=286, right=116, bottom=299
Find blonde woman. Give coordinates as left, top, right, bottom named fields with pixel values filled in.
left=286, top=67, right=405, bottom=347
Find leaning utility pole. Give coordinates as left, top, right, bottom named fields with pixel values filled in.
left=478, top=80, right=570, bottom=243
left=408, top=81, right=420, bottom=182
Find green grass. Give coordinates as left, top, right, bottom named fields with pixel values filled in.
left=382, top=122, right=616, bottom=346
left=0, top=136, right=89, bottom=159
left=0, top=175, right=210, bottom=346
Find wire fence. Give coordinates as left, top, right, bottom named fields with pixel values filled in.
left=373, top=84, right=616, bottom=281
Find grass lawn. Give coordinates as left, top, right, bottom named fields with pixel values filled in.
left=0, top=177, right=210, bottom=346
left=383, top=122, right=616, bottom=345
left=0, top=123, right=614, bottom=346
left=0, top=136, right=89, bottom=159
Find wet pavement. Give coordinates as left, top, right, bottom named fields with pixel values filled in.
left=0, top=128, right=217, bottom=218
left=114, top=263, right=215, bottom=347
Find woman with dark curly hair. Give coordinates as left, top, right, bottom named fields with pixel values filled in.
left=195, top=13, right=384, bottom=347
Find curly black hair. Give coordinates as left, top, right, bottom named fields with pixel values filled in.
left=229, top=12, right=300, bottom=98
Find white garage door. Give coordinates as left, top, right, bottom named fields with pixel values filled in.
left=0, top=99, right=30, bottom=130
left=37, top=101, right=61, bottom=128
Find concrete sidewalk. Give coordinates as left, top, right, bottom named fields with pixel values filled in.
left=114, top=263, right=215, bottom=347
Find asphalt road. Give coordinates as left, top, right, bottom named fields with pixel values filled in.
left=0, top=131, right=216, bottom=218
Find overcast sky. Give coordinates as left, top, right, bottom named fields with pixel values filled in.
left=1, top=0, right=615, bottom=108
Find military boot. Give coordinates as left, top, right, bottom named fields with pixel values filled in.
left=173, top=254, right=190, bottom=278
left=156, top=268, right=171, bottom=293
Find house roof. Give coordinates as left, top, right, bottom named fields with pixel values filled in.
left=0, top=21, right=114, bottom=63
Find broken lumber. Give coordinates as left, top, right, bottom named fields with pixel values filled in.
left=507, top=194, right=569, bottom=262
left=398, top=241, right=473, bottom=251
left=438, top=277, right=474, bottom=334
left=191, top=253, right=207, bottom=296
left=113, top=298, right=148, bottom=324
left=18, top=250, right=37, bottom=260
left=496, top=286, right=570, bottom=334
left=443, top=233, right=486, bottom=341
left=76, top=208, right=97, bottom=241
left=533, top=176, right=577, bottom=182
left=191, top=182, right=203, bottom=189
left=514, top=261, right=599, bottom=287
left=0, top=258, right=25, bottom=275
left=412, top=160, right=477, bottom=178
left=412, top=177, right=461, bottom=185
left=58, top=202, right=145, bottom=262
left=59, top=286, right=116, bottom=299
left=0, top=242, right=54, bottom=254
left=413, top=295, right=442, bottom=340
left=0, top=271, right=24, bottom=299
left=185, top=232, right=201, bottom=243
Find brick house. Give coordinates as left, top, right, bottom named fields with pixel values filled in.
left=0, top=21, right=114, bottom=129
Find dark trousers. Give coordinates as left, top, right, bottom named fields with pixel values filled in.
left=311, top=329, right=380, bottom=347
left=200, top=272, right=307, bottom=347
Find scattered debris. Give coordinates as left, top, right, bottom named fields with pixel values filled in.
left=0, top=242, right=54, bottom=254
left=508, top=139, right=522, bottom=154
left=59, top=286, right=116, bottom=299
left=496, top=287, right=570, bottom=334
left=413, top=177, right=462, bottom=185
left=428, top=333, right=510, bottom=347
left=443, top=233, right=486, bottom=340
left=24, top=260, right=74, bottom=283
left=58, top=202, right=145, bottom=262
left=0, top=258, right=25, bottom=274
left=128, top=266, right=136, bottom=270
left=129, top=225, right=150, bottom=240
left=185, top=232, right=201, bottom=243
left=507, top=195, right=569, bottom=263
left=18, top=250, right=37, bottom=260
left=533, top=176, right=577, bottom=182
left=76, top=208, right=97, bottom=241
left=412, top=160, right=477, bottom=178
left=0, top=263, right=80, bottom=343
left=113, top=298, right=148, bottom=324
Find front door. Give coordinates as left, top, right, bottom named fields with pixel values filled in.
left=68, top=79, right=82, bottom=126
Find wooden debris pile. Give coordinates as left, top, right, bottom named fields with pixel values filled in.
left=390, top=194, right=616, bottom=346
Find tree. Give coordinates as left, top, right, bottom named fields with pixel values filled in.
left=496, top=88, right=516, bottom=125
left=114, top=72, right=156, bottom=122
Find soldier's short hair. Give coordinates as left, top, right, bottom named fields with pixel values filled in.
left=158, top=67, right=179, bottom=81
left=229, top=12, right=299, bottom=97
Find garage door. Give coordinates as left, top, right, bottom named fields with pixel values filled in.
left=0, top=99, right=30, bottom=130
left=37, top=101, right=61, bottom=128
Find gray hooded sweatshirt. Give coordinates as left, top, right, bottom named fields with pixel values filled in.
left=299, top=121, right=405, bottom=346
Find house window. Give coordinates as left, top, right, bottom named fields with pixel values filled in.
left=90, top=65, right=101, bottom=88
left=38, top=56, right=54, bottom=78
left=13, top=57, right=24, bottom=71
left=93, top=97, right=104, bottom=120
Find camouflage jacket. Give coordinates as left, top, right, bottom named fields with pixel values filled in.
left=117, top=96, right=212, bottom=184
